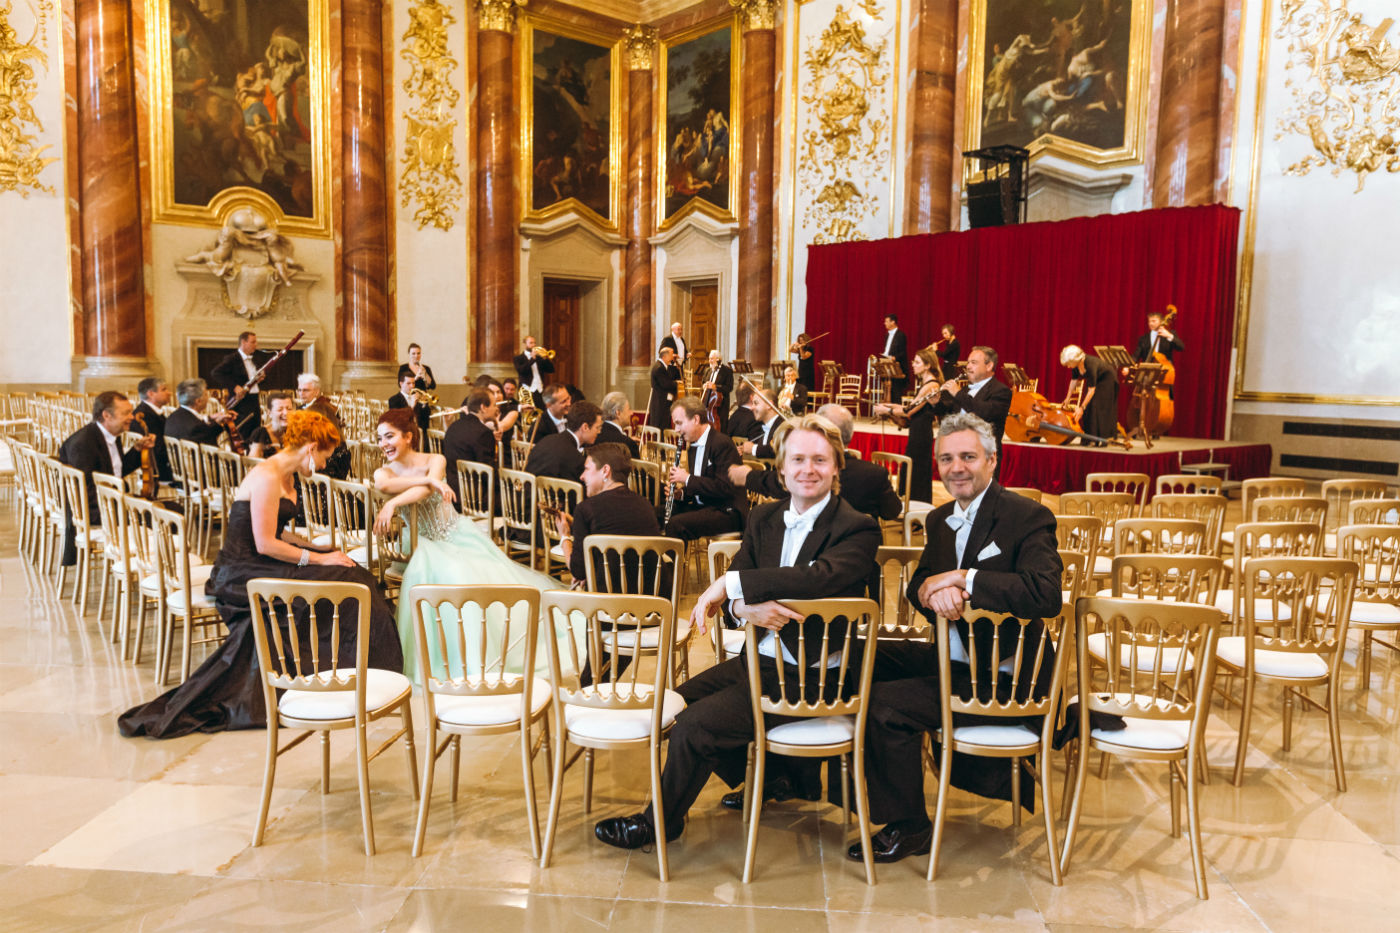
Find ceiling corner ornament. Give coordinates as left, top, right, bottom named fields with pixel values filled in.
left=1275, top=0, right=1400, bottom=192
left=477, top=0, right=525, bottom=35
left=624, top=24, right=656, bottom=71
left=184, top=198, right=304, bottom=319
left=798, top=3, right=890, bottom=245
left=729, top=0, right=778, bottom=32
left=400, top=0, right=461, bottom=230
left=0, top=0, right=58, bottom=198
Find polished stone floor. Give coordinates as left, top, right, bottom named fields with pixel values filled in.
left=3, top=494, right=1400, bottom=932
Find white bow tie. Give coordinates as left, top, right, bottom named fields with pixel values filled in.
left=784, top=510, right=818, bottom=531
left=946, top=512, right=974, bottom=532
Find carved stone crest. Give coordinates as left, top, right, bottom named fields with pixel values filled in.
left=184, top=206, right=304, bottom=318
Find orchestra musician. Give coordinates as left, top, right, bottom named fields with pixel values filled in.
left=133, top=377, right=174, bottom=483
left=58, top=391, right=156, bottom=566
left=930, top=345, right=1011, bottom=480
left=209, top=331, right=265, bottom=434
left=247, top=391, right=295, bottom=457
left=441, top=389, right=498, bottom=511
left=533, top=385, right=572, bottom=442
left=164, top=378, right=235, bottom=445
left=397, top=342, right=437, bottom=392
left=737, top=389, right=784, bottom=460
left=881, top=314, right=910, bottom=394
left=873, top=348, right=941, bottom=502
left=658, top=321, right=688, bottom=366
left=294, top=373, right=351, bottom=479
left=700, top=350, right=734, bottom=432
left=598, top=391, right=642, bottom=459
left=725, top=379, right=764, bottom=446
left=513, top=336, right=555, bottom=408
left=790, top=331, right=818, bottom=390
left=1133, top=309, right=1184, bottom=364
left=936, top=324, right=961, bottom=381
left=1060, top=344, right=1118, bottom=446
left=387, top=371, right=432, bottom=436
left=777, top=365, right=809, bottom=417
left=647, top=347, right=681, bottom=428
left=661, top=396, right=747, bottom=542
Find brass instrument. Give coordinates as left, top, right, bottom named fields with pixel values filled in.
left=515, top=383, right=535, bottom=407
left=778, top=383, right=796, bottom=418
left=662, top=442, right=685, bottom=529
left=412, top=388, right=439, bottom=407
left=533, top=347, right=556, bottom=359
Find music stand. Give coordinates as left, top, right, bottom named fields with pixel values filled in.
left=768, top=360, right=788, bottom=383
left=731, top=359, right=753, bottom=374
left=1126, top=362, right=1166, bottom=449
left=1001, top=363, right=1036, bottom=393
left=1094, top=345, right=1135, bottom=372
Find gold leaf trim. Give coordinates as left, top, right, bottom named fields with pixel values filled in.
left=400, top=0, right=462, bottom=230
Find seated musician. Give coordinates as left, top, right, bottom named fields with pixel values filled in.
left=58, top=391, right=156, bottom=566
left=1059, top=344, right=1117, bottom=447
left=778, top=366, right=809, bottom=416
left=725, top=379, right=764, bottom=447
left=554, top=442, right=661, bottom=583
left=133, top=377, right=174, bottom=483
left=597, top=391, right=641, bottom=459
left=248, top=391, right=294, bottom=457
left=736, top=389, right=783, bottom=459
left=661, top=397, right=747, bottom=542
left=164, top=378, right=234, bottom=446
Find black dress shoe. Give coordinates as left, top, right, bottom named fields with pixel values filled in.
left=847, top=821, right=933, bottom=863
left=719, top=776, right=822, bottom=811
left=594, top=812, right=683, bottom=850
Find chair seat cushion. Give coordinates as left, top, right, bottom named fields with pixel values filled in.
left=564, top=687, right=685, bottom=741
left=608, top=618, right=692, bottom=651
left=1094, top=715, right=1189, bottom=752
left=139, top=563, right=214, bottom=595
left=347, top=545, right=370, bottom=567
left=166, top=588, right=218, bottom=613
left=768, top=715, right=855, bottom=746
left=1093, top=554, right=1114, bottom=576
left=1221, top=529, right=1234, bottom=547
left=1352, top=600, right=1400, bottom=626
left=434, top=679, right=550, bottom=726
left=1213, top=590, right=1294, bottom=621
left=1217, top=636, right=1329, bottom=678
left=278, top=668, right=412, bottom=721
left=952, top=723, right=1038, bottom=747
left=1086, top=631, right=1195, bottom=673
left=721, top=629, right=746, bottom=653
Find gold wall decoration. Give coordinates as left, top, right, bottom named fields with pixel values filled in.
left=1275, top=0, right=1400, bottom=192
left=729, top=0, right=778, bottom=32
left=399, top=0, right=461, bottom=230
left=478, top=0, right=526, bottom=35
left=0, top=0, right=58, bottom=197
left=624, top=23, right=656, bottom=71
left=797, top=4, right=890, bottom=244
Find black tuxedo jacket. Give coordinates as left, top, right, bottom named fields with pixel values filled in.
left=658, top=334, right=688, bottom=361
left=701, top=363, right=733, bottom=399
left=883, top=328, right=909, bottom=379
left=597, top=420, right=640, bottom=459
left=513, top=351, right=555, bottom=388
left=569, top=485, right=662, bottom=581
left=530, top=413, right=562, bottom=443
left=729, top=496, right=880, bottom=658
left=164, top=407, right=226, bottom=446
left=133, top=400, right=172, bottom=482
left=744, top=456, right=902, bottom=523
left=58, top=422, right=143, bottom=564
left=647, top=360, right=681, bottom=427
left=682, top=429, right=746, bottom=515
left=209, top=350, right=263, bottom=422
left=751, top=416, right=784, bottom=459
left=387, top=392, right=431, bottom=435
left=442, top=414, right=496, bottom=510
left=932, top=378, right=1012, bottom=447
left=396, top=362, right=437, bottom=390
left=938, top=339, right=961, bottom=381
left=726, top=406, right=762, bottom=443
left=780, top=382, right=809, bottom=415
left=1134, top=331, right=1185, bottom=362
left=525, top=431, right=585, bottom=482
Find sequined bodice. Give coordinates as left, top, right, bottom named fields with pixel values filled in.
left=410, top=492, right=459, bottom=542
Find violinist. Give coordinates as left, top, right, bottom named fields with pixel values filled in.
left=790, top=331, right=818, bottom=389
left=1059, top=345, right=1117, bottom=447
left=935, top=324, right=961, bottom=382
left=700, top=350, right=734, bottom=432
left=248, top=391, right=294, bottom=457
left=164, top=378, right=236, bottom=446
left=134, top=377, right=174, bottom=482
left=873, top=348, right=940, bottom=502
left=737, top=389, right=784, bottom=459
left=777, top=365, right=809, bottom=416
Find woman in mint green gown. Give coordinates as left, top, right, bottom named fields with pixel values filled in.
left=372, top=409, right=573, bottom=684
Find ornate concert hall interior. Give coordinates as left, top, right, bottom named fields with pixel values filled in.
left=1, top=0, right=1398, bottom=930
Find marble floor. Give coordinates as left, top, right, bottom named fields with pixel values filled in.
left=3, top=495, right=1400, bottom=932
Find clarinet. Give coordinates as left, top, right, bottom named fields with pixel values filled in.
left=662, top=443, right=685, bottom=529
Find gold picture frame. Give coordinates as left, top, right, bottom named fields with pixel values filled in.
left=656, top=15, right=740, bottom=230
left=963, top=0, right=1150, bottom=167
left=519, top=13, right=623, bottom=232
left=146, top=0, right=332, bottom=237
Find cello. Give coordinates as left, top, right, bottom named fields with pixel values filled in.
left=132, top=411, right=159, bottom=500
left=1006, top=389, right=1131, bottom=449
left=1126, top=305, right=1178, bottom=437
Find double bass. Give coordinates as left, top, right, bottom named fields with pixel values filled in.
left=1127, top=305, right=1178, bottom=437
left=1006, top=388, right=1131, bottom=449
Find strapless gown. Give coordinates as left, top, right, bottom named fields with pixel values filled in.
left=118, top=497, right=404, bottom=738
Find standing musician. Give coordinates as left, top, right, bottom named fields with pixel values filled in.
left=930, top=345, right=1012, bottom=479
left=647, top=346, right=681, bottom=428
left=165, top=378, right=235, bottom=445
left=387, top=371, right=432, bottom=436
left=658, top=321, right=688, bottom=365
left=442, top=389, right=498, bottom=511
left=58, top=391, right=157, bottom=566
left=209, top=330, right=265, bottom=434
left=700, top=349, right=734, bottom=432
left=248, top=391, right=295, bottom=457
left=598, top=391, right=641, bottom=459
left=737, top=389, right=784, bottom=459
left=661, top=396, right=747, bottom=542
left=790, top=331, right=818, bottom=390
left=936, top=324, right=961, bottom=381
left=777, top=365, right=809, bottom=416
left=133, top=377, right=174, bottom=483
left=881, top=314, right=910, bottom=394
left=1133, top=308, right=1184, bottom=364
left=513, top=336, right=555, bottom=407
left=397, top=342, right=438, bottom=392
left=1060, top=344, right=1118, bottom=447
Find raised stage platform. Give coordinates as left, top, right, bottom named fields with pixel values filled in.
left=849, top=422, right=1272, bottom=495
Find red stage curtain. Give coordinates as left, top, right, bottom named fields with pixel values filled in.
left=805, top=205, right=1240, bottom=439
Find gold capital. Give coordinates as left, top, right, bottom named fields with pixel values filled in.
left=729, top=0, right=777, bottom=31
left=623, top=24, right=657, bottom=71
left=476, top=0, right=525, bottom=34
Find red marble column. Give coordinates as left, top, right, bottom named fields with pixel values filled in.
left=474, top=4, right=518, bottom=363
left=736, top=8, right=776, bottom=368
left=1153, top=0, right=1225, bottom=207
left=340, top=0, right=393, bottom=366
left=904, top=0, right=959, bottom=235
left=75, top=0, right=145, bottom=360
left=624, top=30, right=655, bottom=368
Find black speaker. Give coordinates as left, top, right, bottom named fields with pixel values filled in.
left=967, top=179, right=1008, bottom=228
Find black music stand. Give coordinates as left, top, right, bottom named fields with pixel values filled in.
left=1126, top=362, right=1166, bottom=449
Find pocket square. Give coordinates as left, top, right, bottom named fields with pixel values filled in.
left=977, top=541, right=1002, bottom=561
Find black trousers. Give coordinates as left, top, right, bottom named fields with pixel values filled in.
left=661, top=502, right=741, bottom=542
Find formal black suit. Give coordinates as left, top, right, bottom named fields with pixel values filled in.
left=441, top=413, right=496, bottom=512
left=513, top=350, right=555, bottom=405
left=396, top=362, right=437, bottom=391
left=865, top=483, right=1062, bottom=822
left=164, top=406, right=226, bottom=446
left=726, top=406, right=762, bottom=444
left=568, top=485, right=661, bottom=582
left=698, top=362, right=733, bottom=432
left=209, top=349, right=263, bottom=432
left=937, top=339, right=961, bottom=381
left=387, top=392, right=431, bottom=436
left=653, top=495, right=881, bottom=828
left=931, top=377, right=1013, bottom=478
left=750, top=415, right=784, bottom=459
left=664, top=427, right=746, bottom=541
left=525, top=431, right=586, bottom=482
left=882, top=328, right=910, bottom=392
left=778, top=381, right=809, bottom=416
left=743, top=457, right=901, bottom=524
left=132, top=400, right=172, bottom=482
left=647, top=360, right=681, bottom=428
left=597, top=420, right=640, bottom=460
left=58, top=422, right=143, bottom=565
left=529, top=412, right=563, bottom=443
left=658, top=333, right=688, bottom=364
left=1134, top=330, right=1185, bottom=363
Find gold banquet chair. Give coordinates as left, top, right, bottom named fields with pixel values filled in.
left=707, top=538, right=744, bottom=663
left=582, top=534, right=688, bottom=683
left=1085, top=471, right=1151, bottom=513
left=872, top=545, right=927, bottom=638
left=1338, top=524, right=1400, bottom=691
left=247, top=579, right=418, bottom=855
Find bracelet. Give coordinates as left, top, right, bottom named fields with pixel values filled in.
left=561, top=535, right=573, bottom=543
left=297, top=548, right=310, bottom=567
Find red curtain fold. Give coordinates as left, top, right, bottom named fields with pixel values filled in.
left=805, top=204, right=1241, bottom=439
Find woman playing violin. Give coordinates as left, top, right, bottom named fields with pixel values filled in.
left=872, top=347, right=940, bottom=502
left=790, top=332, right=818, bottom=390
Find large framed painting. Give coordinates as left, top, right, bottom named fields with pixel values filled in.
left=147, top=0, right=331, bottom=237
left=657, top=16, right=739, bottom=229
left=964, top=0, right=1149, bottom=165
left=520, top=15, right=622, bottom=230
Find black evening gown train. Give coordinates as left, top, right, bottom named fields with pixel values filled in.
left=906, top=400, right=937, bottom=504
left=118, top=497, right=404, bottom=738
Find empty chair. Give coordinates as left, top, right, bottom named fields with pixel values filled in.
left=497, top=468, right=537, bottom=567
left=1154, top=473, right=1223, bottom=497
left=1085, top=472, right=1150, bottom=512
left=1322, top=478, right=1390, bottom=535
left=1252, top=495, right=1327, bottom=526
left=1152, top=493, right=1227, bottom=555
left=1055, top=513, right=1105, bottom=590
left=1113, top=518, right=1210, bottom=558
left=1215, top=521, right=1324, bottom=622
left=1337, top=524, right=1400, bottom=692
left=1005, top=486, right=1045, bottom=504
left=582, top=535, right=688, bottom=682
left=1349, top=497, right=1400, bottom=525
left=870, top=451, right=912, bottom=514
left=1223, top=477, right=1306, bottom=550
left=537, top=476, right=583, bottom=578
left=1060, top=491, right=1136, bottom=556
left=902, top=503, right=934, bottom=548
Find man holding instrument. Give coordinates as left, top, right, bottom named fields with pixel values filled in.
left=210, top=331, right=265, bottom=434
left=662, top=396, right=746, bottom=542
left=700, top=349, right=734, bottom=432
left=1133, top=309, right=1184, bottom=364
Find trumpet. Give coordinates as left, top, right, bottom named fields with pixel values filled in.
left=533, top=347, right=556, bottom=359
left=412, top=388, right=439, bottom=407
left=516, top=383, right=535, bottom=407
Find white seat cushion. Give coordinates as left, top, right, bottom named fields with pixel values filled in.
left=564, top=688, right=685, bottom=741
left=1221, top=530, right=1234, bottom=547
left=608, top=618, right=692, bottom=651
left=278, top=668, right=412, bottom=721
left=311, top=533, right=334, bottom=548
left=953, top=723, right=1038, bottom=747
left=139, top=563, right=214, bottom=595
left=1087, top=631, right=1195, bottom=673
left=768, top=715, right=855, bottom=746
left=166, top=588, right=218, bottom=613
left=434, top=679, right=551, bottom=726
left=1217, top=636, right=1329, bottom=678
left=1094, top=715, right=1190, bottom=752
left=721, top=629, right=746, bottom=653
left=347, top=545, right=370, bottom=567
left=1213, top=590, right=1293, bottom=621
left=1352, top=600, right=1400, bottom=626
left=1093, top=555, right=1114, bottom=576
left=549, top=543, right=566, bottom=559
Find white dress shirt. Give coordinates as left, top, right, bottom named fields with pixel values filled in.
left=685, top=426, right=709, bottom=503
left=883, top=329, right=896, bottom=356
left=673, top=334, right=686, bottom=361
left=96, top=422, right=123, bottom=477
left=965, top=376, right=992, bottom=397
left=758, top=415, right=780, bottom=448
left=240, top=349, right=259, bottom=394
left=527, top=353, right=543, bottom=392
left=180, top=404, right=209, bottom=423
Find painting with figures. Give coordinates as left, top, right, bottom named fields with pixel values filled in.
left=528, top=28, right=614, bottom=221
left=977, top=0, right=1134, bottom=153
left=165, top=0, right=316, bottom=218
left=662, top=22, right=734, bottom=223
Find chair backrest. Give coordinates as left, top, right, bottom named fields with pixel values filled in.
left=1005, top=486, right=1044, bottom=504
left=749, top=598, right=880, bottom=719
left=870, top=452, right=912, bottom=508
left=1241, top=476, right=1305, bottom=519
left=638, top=424, right=662, bottom=446
left=1252, top=495, right=1326, bottom=526
left=36, top=454, right=64, bottom=516
left=903, top=504, right=933, bottom=547
left=93, top=484, right=129, bottom=573
left=934, top=609, right=1069, bottom=729
left=408, top=584, right=541, bottom=692
left=509, top=439, right=532, bottom=470
left=662, top=428, right=683, bottom=448
left=1233, top=520, right=1324, bottom=559
left=1238, top=557, right=1357, bottom=661
left=122, top=495, right=161, bottom=580
left=1113, top=518, right=1209, bottom=556
left=582, top=534, right=684, bottom=605
left=54, top=462, right=93, bottom=530
left=150, top=504, right=201, bottom=598
left=246, top=579, right=371, bottom=700
left=1108, top=553, right=1225, bottom=604
left=1059, top=492, right=1136, bottom=531
left=1060, top=550, right=1087, bottom=609
left=707, top=537, right=741, bottom=582
left=1151, top=493, right=1227, bottom=555
left=297, top=471, right=335, bottom=543
left=348, top=439, right=384, bottom=480
left=1054, top=514, right=1102, bottom=567
left=628, top=458, right=663, bottom=508
left=540, top=590, right=674, bottom=723
left=455, top=460, right=496, bottom=523
left=873, top=545, right=926, bottom=635
left=645, top=440, right=677, bottom=467
left=1085, top=472, right=1150, bottom=511
left=327, top=477, right=373, bottom=552
left=425, top=428, right=445, bottom=454
left=371, top=489, right=418, bottom=571
left=1338, top=524, right=1400, bottom=603
left=1321, top=479, right=1390, bottom=533
left=173, top=439, right=206, bottom=495
left=537, top=476, right=582, bottom=559
left=498, top=468, right=537, bottom=549
left=1348, top=497, right=1400, bottom=525
left=1154, top=473, right=1223, bottom=497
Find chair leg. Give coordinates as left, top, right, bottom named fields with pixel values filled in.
left=252, top=718, right=280, bottom=846
left=449, top=734, right=462, bottom=802
left=1184, top=754, right=1209, bottom=898
left=1038, top=751, right=1063, bottom=885
left=651, top=737, right=670, bottom=883
left=521, top=716, right=542, bottom=860
left=1360, top=631, right=1372, bottom=691
left=742, top=744, right=767, bottom=883
left=1059, top=738, right=1091, bottom=876
left=852, top=744, right=876, bottom=886
left=1010, top=757, right=1022, bottom=828
left=1280, top=687, right=1295, bottom=753
left=582, top=748, right=595, bottom=816
left=321, top=731, right=332, bottom=794
left=400, top=702, right=419, bottom=800
left=355, top=717, right=376, bottom=856
left=926, top=740, right=954, bottom=882
left=1231, top=673, right=1256, bottom=786
left=1168, top=761, right=1182, bottom=838
left=840, top=755, right=850, bottom=829
left=412, top=717, right=439, bottom=858
left=539, top=729, right=569, bottom=869
left=1326, top=676, right=1347, bottom=793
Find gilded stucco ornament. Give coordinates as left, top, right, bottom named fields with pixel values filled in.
left=624, top=23, right=656, bottom=71
left=185, top=206, right=304, bottom=319
left=400, top=0, right=462, bottom=230
left=1276, top=0, right=1400, bottom=192
left=477, top=0, right=525, bottom=34
left=729, top=0, right=777, bottom=32
left=0, top=0, right=58, bottom=197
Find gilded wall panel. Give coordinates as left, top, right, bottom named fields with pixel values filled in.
left=0, top=0, right=58, bottom=197
left=399, top=0, right=462, bottom=230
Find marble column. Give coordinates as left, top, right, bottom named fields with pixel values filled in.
left=623, top=26, right=656, bottom=368
left=339, top=0, right=394, bottom=381
left=1153, top=0, right=1225, bottom=207
left=474, top=0, right=522, bottom=364
left=904, top=0, right=959, bottom=235
left=75, top=0, right=148, bottom=383
left=732, top=0, right=776, bottom=368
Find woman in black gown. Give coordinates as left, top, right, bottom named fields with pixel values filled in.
left=791, top=333, right=818, bottom=390
left=119, top=410, right=403, bottom=738
left=396, top=342, right=437, bottom=392
left=872, top=347, right=942, bottom=503
left=1060, top=344, right=1118, bottom=446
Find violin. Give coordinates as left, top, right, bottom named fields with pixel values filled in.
left=788, top=331, right=828, bottom=354
left=132, top=411, right=158, bottom=500
left=1006, top=389, right=1132, bottom=450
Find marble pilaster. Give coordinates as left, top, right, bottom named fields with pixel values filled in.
left=732, top=0, right=776, bottom=368
left=904, top=0, right=959, bottom=234
left=474, top=0, right=522, bottom=364
left=624, top=26, right=656, bottom=368
left=1152, top=0, right=1225, bottom=206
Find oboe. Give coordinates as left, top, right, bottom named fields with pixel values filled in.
left=662, top=443, right=685, bottom=529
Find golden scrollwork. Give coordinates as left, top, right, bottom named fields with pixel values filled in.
left=729, top=0, right=777, bottom=32
left=0, top=0, right=57, bottom=197
left=477, top=0, right=526, bottom=34
left=797, top=4, right=890, bottom=244
left=623, top=23, right=656, bottom=71
left=1275, top=0, right=1400, bottom=192
left=400, top=0, right=461, bottom=230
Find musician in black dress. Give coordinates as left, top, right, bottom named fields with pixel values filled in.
left=873, top=348, right=940, bottom=503
left=791, top=332, right=818, bottom=390
left=1060, top=344, right=1118, bottom=446
left=397, top=342, right=437, bottom=392
left=937, top=324, right=961, bottom=381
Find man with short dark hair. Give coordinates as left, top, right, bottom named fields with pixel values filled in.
left=209, top=330, right=264, bottom=433
left=598, top=391, right=641, bottom=459
left=133, top=377, right=173, bottom=482
left=726, top=378, right=763, bottom=445
left=513, top=335, right=555, bottom=407
left=525, top=400, right=602, bottom=482
left=647, top=346, right=681, bottom=428
left=662, top=396, right=746, bottom=541
left=531, top=384, right=572, bottom=443
left=442, top=388, right=498, bottom=510
left=387, top=371, right=431, bottom=435
left=555, top=442, right=661, bottom=582
left=931, top=344, right=1011, bottom=477
left=1134, top=309, right=1184, bottom=363
left=881, top=314, right=910, bottom=394
left=737, top=390, right=783, bottom=459
left=58, top=391, right=155, bottom=565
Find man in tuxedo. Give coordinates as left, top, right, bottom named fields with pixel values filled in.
left=555, top=442, right=661, bottom=582
left=881, top=314, right=910, bottom=394
left=58, top=391, right=155, bottom=565
left=132, top=377, right=173, bottom=482
left=736, top=389, right=783, bottom=459
left=387, top=371, right=432, bottom=436
left=729, top=404, right=901, bottom=524
left=513, top=336, right=555, bottom=407
left=530, top=385, right=571, bottom=443
left=442, top=388, right=498, bottom=511
left=525, top=400, right=601, bottom=482
left=209, top=330, right=264, bottom=434
left=699, top=350, right=734, bottom=433
left=849, top=412, right=1062, bottom=863
left=647, top=347, right=681, bottom=428
left=662, top=396, right=746, bottom=541
left=165, top=378, right=233, bottom=446
left=1133, top=309, right=1184, bottom=363
left=725, top=379, right=763, bottom=446
left=593, top=414, right=881, bottom=850
left=294, top=373, right=350, bottom=478
left=598, top=391, right=640, bottom=459
left=931, top=344, right=1012, bottom=479
left=778, top=365, right=809, bottom=416
left=658, top=321, right=687, bottom=365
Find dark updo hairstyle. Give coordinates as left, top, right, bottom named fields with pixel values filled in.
left=376, top=407, right=420, bottom=450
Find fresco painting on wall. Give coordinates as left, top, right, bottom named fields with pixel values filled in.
left=526, top=26, right=615, bottom=223
left=660, top=20, right=736, bottom=225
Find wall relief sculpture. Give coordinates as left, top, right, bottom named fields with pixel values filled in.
left=184, top=204, right=304, bottom=318
left=399, top=0, right=461, bottom=230
left=1275, top=0, right=1400, bottom=192
left=0, top=0, right=57, bottom=197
